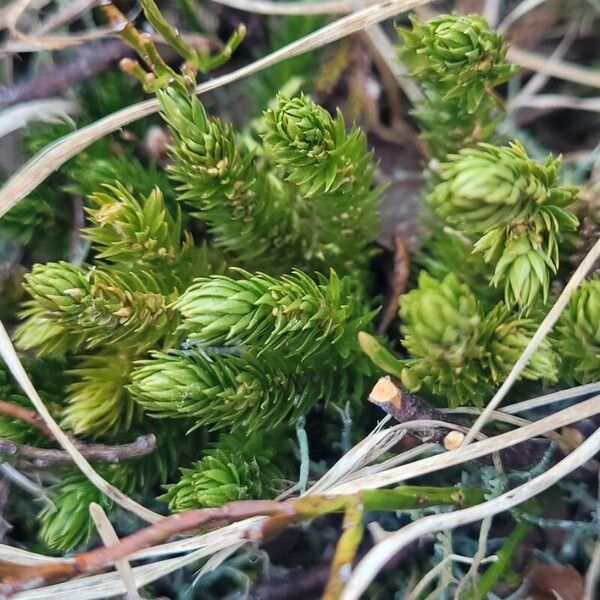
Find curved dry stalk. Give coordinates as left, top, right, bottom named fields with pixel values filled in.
left=11, top=543, right=239, bottom=600
left=406, top=553, right=497, bottom=600
left=497, top=0, right=550, bottom=32
left=341, top=424, right=600, bottom=600
left=212, top=0, right=423, bottom=102
left=89, top=503, right=138, bottom=599
left=585, top=530, right=600, bottom=599
left=0, top=321, right=161, bottom=524
left=445, top=407, right=583, bottom=459
left=584, top=472, right=600, bottom=600
left=508, top=20, right=579, bottom=107
left=209, top=0, right=358, bottom=14
left=0, top=98, right=79, bottom=138
left=461, top=237, right=600, bottom=446
left=329, top=395, right=600, bottom=494
left=1, top=27, right=114, bottom=52
left=33, top=0, right=98, bottom=36
left=510, top=94, right=600, bottom=113
left=452, top=516, right=493, bottom=599
left=500, top=382, right=600, bottom=415
left=0, top=0, right=431, bottom=219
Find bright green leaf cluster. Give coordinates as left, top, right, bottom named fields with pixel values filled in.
left=129, top=348, right=368, bottom=432
left=399, top=273, right=558, bottom=407
left=398, top=13, right=516, bottom=158
left=130, top=268, right=375, bottom=431
left=557, top=278, right=600, bottom=383
left=162, top=432, right=285, bottom=511
left=61, top=350, right=140, bottom=436
left=10, top=1, right=386, bottom=553
left=174, top=269, right=375, bottom=360
left=15, top=262, right=173, bottom=353
left=161, top=88, right=379, bottom=273
left=262, top=94, right=374, bottom=196
left=429, top=142, right=578, bottom=309
left=85, top=184, right=182, bottom=269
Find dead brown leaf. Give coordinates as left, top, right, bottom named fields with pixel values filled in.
left=527, top=562, right=584, bottom=600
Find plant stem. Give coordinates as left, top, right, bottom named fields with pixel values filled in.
left=0, top=434, right=156, bottom=469
left=323, top=497, right=365, bottom=600
left=378, top=233, right=410, bottom=335
left=358, top=332, right=405, bottom=378
left=0, top=486, right=485, bottom=594
left=460, top=521, right=532, bottom=600
left=0, top=400, right=54, bottom=437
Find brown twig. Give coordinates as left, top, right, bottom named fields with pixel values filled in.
left=0, top=434, right=156, bottom=469
left=0, top=40, right=133, bottom=109
left=0, top=400, right=54, bottom=437
left=368, top=377, right=548, bottom=470
left=0, top=500, right=290, bottom=595
left=0, top=486, right=484, bottom=594
left=377, top=233, right=410, bottom=335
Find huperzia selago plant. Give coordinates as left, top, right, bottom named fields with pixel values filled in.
left=361, top=13, right=584, bottom=409
left=4, top=5, right=596, bottom=579
left=429, top=142, right=578, bottom=309
left=398, top=13, right=517, bottom=159
left=6, top=0, right=382, bottom=551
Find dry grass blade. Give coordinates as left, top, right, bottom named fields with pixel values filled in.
left=508, top=21, right=578, bottom=106
left=585, top=533, right=600, bottom=599
left=497, top=0, right=550, bottom=32
left=0, top=29, right=114, bottom=53
left=0, top=544, right=63, bottom=565
left=0, top=98, right=79, bottom=138
left=508, top=46, right=600, bottom=90
left=209, top=0, right=360, bottom=14
left=307, top=424, right=406, bottom=494
left=89, top=503, right=139, bottom=598
left=329, top=395, right=600, bottom=494
left=341, top=425, right=600, bottom=599
left=584, top=473, right=600, bottom=599
left=510, top=94, right=600, bottom=113
left=0, top=321, right=161, bottom=524
left=32, top=0, right=98, bottom=36
left=500, top=382, right=600, bottom=415
left=0, top=0, right=432, bottom=219
left=447, top=408, right=583, bottom=460
left=461, top=237, right=600, bottom=446
left=11, top=542, right=240, bottom=600
left=406, top=553, right=497, bottom=600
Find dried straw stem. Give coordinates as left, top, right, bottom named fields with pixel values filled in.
left=342, top=425, right=600, bottom=599
left=0, top=0, right=431, bottom=219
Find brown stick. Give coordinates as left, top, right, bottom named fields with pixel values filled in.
left=0, top=500, right=291, bottom=595
left=0, top=434, right=156, bottom=469
left=0, top=40, right=133, bottom=110
left=368, top=377, right=548, bottom=470
left=0, top=400, right=55, bottom=438
left=377, top=233, right=410, bottom=335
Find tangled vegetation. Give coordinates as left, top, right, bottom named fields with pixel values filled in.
left=0, top=1, right=599, bottom=598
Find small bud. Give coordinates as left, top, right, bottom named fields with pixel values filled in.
left=443, top=431, right=465, bottom=450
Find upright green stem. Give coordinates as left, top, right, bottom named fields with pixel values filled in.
left=461, top=521, right=532, bottom=600
left=291, top=485, right=485, bottom=520
left=323, top=497, right=365, bottom=600
left=358, top=332, right=405, bottom=379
